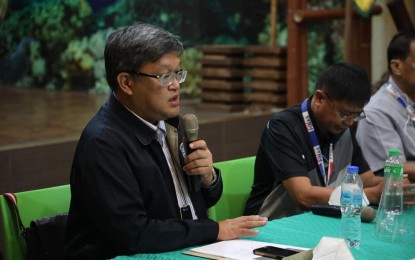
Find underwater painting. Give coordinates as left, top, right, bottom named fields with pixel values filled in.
left=0, top=0, right=269, bottom=95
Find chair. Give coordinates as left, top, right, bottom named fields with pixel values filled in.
left=209, top=156, right=255, bottom=221
left=0, top=185, right=71, bottom=260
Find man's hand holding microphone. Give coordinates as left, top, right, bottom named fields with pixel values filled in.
left=181, top=114, right=268, bottom=240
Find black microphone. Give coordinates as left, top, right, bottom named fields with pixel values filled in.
left=181, top=114, right=201, bottom=192
left=311, top=205, right=376, bottom=223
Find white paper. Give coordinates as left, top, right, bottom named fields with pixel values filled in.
left=312, top=237, right=354, bottom=260
left=188, top=239, right=309, bottom=260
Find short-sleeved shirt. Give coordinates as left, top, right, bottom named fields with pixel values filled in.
left=244, top=98, right=370, bottom=220
left=356, top=78, right=415, bottom=175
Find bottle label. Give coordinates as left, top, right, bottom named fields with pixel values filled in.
left=341, top=191, right=352, bottom=204
left=341, top=189, right=363, bottom=206
left=353, top=194, right=363, bottom=205
left=385, top=165, right=403, bottom=178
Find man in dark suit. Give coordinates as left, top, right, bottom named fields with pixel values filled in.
left=65, top=23, right=267, bottom=259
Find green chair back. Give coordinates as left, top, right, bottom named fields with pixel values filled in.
left=209, top=156, right=255, bottom=221
left=0, top=185, right=71, bottom=260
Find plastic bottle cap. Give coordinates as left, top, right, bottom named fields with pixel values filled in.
left=347, top=165, right=359, bottom=173
left=388, top=149, right=400, bottom=156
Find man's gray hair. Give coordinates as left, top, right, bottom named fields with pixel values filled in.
left=105, top=22, right=184, bottom=91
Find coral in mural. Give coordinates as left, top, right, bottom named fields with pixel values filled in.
left=0, top=0, right=92, bottom=88
left=0, top=0, right=270, bottom=98
left=61, top=28, right=113, bottom=92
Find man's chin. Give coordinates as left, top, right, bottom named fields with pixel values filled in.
left=167, top=108, right=180, bottom=119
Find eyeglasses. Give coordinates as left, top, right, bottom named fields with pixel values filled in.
left=126, top=70, right=187, bottom=87
left=322, top=91, right=366, bottom=122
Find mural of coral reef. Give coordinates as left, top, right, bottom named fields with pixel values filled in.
left=0, top=0, right=271, bottom=98
left=0, top=0, right=344, bottom=97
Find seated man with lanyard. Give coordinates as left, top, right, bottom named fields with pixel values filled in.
left=356, top=29, right=415, bottom=182
left=244, top=62, right=384, bottom=220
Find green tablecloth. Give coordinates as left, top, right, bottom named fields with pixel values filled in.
left=115, top=208, right=415, bottom=260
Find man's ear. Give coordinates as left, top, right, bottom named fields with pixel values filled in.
left=314, top=89, right=325, bottom=104
left=390, top=59, right=402, bottom=76
left=116, top=73, right=134, bottom=95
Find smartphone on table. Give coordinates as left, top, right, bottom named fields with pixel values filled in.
left=253, top=245, right=302, bottom=259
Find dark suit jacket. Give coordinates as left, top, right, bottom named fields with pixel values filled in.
left=65, top=94, right=223, bottom=259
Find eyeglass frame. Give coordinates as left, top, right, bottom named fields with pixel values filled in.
left=322, top=91, right=366, bottom=122
left=124, top=70, right=187, bottom=87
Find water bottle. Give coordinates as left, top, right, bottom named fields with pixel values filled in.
left=374, top=149, right=404, bottom=242
left=340, top=165, right=363, bottom=247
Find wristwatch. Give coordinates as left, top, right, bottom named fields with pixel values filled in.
left=203, top=167, right=217, bottom=187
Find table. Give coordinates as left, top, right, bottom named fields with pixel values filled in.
left=115, top=208, right=415, bottom=260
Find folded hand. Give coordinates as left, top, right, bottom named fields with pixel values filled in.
left=403, top=183, right=415, bottom=206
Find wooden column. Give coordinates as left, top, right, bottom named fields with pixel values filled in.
left=287, top=4, right=382, bottom=106
left=270, top=0, right=277, bottom=47
left=386, top=0, right=413, bottom=31
left=287, top=0, right=308, bottom=107
left=344, top=0, right=353, bottom=62
left=349, top=16, right=372, bottom=80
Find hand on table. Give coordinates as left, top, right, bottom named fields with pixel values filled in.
left=403, top=183, right=415, bottom=206
left=217, top=215, right=268, bottom=241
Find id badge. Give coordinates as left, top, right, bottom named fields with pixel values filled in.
left=180, top=205, right=192, bottom=220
